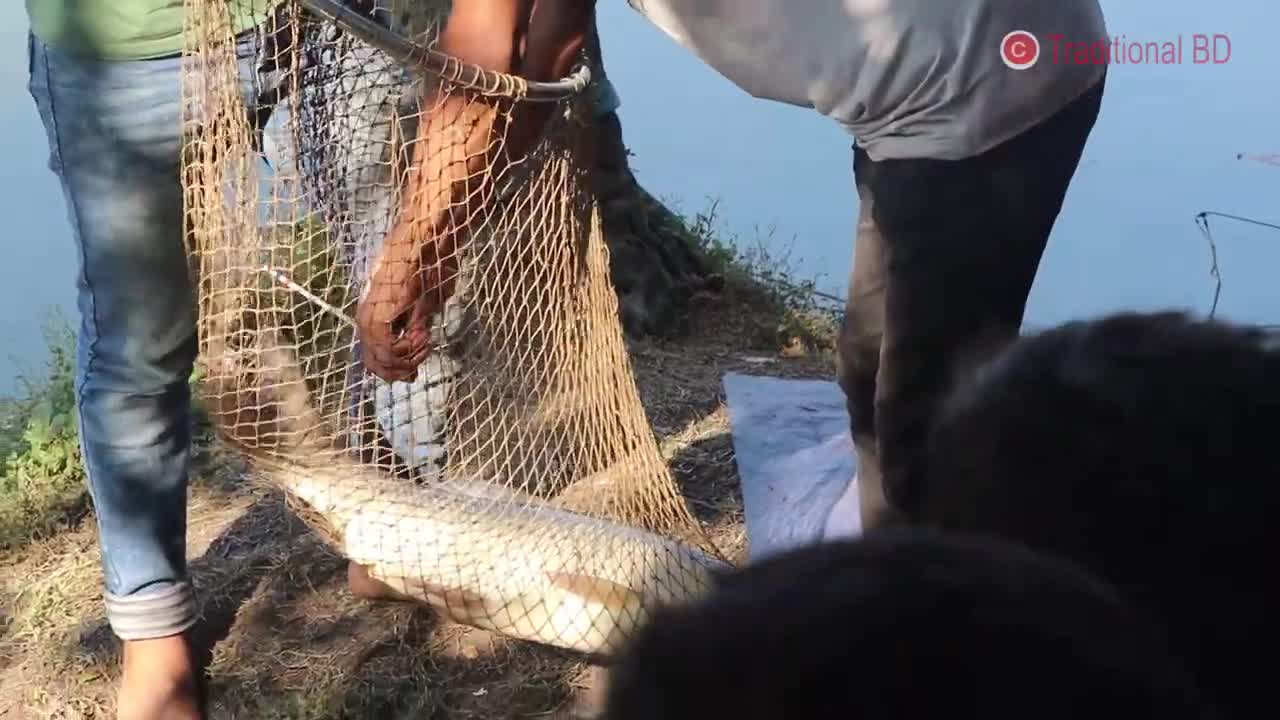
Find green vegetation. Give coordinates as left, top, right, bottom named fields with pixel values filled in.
left=674, top=199, right=843, bottom=356
left=0, top=314, right=85, bottom=550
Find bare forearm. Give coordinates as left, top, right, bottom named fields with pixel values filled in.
left=369, top=0, right=528, bottom=286
left=357, top=0, right=600, bottom=381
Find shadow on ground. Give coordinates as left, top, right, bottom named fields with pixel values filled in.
left=669, top=430, right=739, bottom=533
left=46, top=482, right=584, bottom=719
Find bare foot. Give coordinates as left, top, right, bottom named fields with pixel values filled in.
left=347, top=561, right=416, bottom=603
left=116, top=635, right=205, bottom=720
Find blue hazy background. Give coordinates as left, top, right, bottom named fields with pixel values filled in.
left=0, top=0, right=1276, bottom=394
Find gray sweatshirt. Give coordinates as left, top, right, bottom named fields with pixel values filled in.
left=625, top=0, right=1108, bottom=161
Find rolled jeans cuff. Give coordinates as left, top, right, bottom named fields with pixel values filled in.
left=104, top=581, right=198, bottom=641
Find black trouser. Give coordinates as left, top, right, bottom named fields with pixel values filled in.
left=838, top=74, right=1106, bottom=529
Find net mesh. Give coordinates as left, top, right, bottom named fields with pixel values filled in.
left=180, top=0, right=730, bottom=656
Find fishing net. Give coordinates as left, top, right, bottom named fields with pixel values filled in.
left=179, top=0, right=729, bottom=656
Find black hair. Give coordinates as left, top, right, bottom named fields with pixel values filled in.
left=604, top=527, right=1212, bottom=720
left=915, top=310, right=1280, bottom=715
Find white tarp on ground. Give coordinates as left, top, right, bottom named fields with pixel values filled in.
left=722, top=372, right=862, bottom=563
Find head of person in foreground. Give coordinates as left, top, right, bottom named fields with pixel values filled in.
left=603, top=528, right=1215, bottom=720
left=914, top=310, right=1280, bottom=716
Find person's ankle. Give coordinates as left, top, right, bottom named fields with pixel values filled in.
left=117, top=634, right=205, bottom=720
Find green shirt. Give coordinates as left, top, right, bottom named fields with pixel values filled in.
left=26, top=0, right=274, bottom=61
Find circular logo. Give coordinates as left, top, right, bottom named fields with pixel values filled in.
left=1001, top=30, right=1040, bottom=70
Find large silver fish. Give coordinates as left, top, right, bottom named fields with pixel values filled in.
left=272, top=461, right=731, bottom=657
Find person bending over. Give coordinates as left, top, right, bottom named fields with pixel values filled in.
left=353, top=0, right=1110, bottom=532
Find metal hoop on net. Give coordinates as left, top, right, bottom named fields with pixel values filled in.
left=296, top=0, right=593, bottom=101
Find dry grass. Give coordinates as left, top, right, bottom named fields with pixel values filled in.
left=0, top=288, right=837, bottom=719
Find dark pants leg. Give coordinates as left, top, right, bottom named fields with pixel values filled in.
left=837, top=75, right=1106, bottom=528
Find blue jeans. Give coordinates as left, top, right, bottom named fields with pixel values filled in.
left=26, top=32, right=273, bottom=641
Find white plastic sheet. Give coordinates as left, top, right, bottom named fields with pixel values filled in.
left=722, top=372, right=861, bottom=563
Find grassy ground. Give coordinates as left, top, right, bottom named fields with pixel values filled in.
left=0, top=206, right=842, bottom=719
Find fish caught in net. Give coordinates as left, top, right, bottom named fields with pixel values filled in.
left=179, top=0, right=731, bottom=656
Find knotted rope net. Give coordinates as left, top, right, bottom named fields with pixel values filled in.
left=180, top=0, right=729, bottom=656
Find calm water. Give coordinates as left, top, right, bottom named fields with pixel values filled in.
left=1, top=1, right=1278, bottom=396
